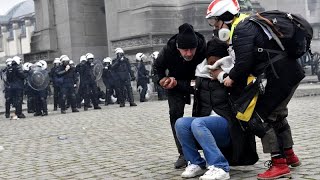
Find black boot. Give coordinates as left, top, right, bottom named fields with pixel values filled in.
left=34, top=112, right=42, bottom=116
left=72, top=109, right=79, bottom=113
left=174, top=155, right=187, bottom=169
left=17, top=113, right=26, bottom=118
left=130, top=102, right=137, bottom=106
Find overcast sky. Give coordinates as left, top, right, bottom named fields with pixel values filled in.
left=0, top=0, right=25, bottom=15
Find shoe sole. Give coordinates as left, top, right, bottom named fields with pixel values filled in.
left=257, top=172, right=291, bottom=180
left=289, top=161, right=301, bottom=167
left=181, top=170, right=206, bottom=178
left=199, top=175, right=230, bottom=180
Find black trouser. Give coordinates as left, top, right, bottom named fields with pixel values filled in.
left=249, top=84, right=298, bottom=154
left=53, top=85, right=60, bottom=109
left=168, top=92, right=187, bottom=155
left=83, top=83, right=99, bottom=107
left=138, top=82, right=148, bottom=101
left=5, top=89, right=11, bottom=115
left=27, top=92, right=35, bottom=112
left=33, top=89, right=48, bottom=114
left=76, top=85, right=84, bottom=108
left=60, top=86, right=77, bottom=111
left=119, top=79, right=134, bottom=104
left=6, top=88, right=23, bottom=115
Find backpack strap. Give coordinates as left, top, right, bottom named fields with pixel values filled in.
left=249, top=17, right=285, bottom=51
left=255, top=47, right=288, bottom=79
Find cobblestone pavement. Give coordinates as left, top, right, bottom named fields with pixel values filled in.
left=0, top=96, right=319, bottom=180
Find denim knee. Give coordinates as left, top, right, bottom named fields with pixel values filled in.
left=191, top=118, right=205, bottom=135
left=175, top=117, right=188, bottom=132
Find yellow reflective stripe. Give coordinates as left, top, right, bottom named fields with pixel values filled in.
left=230, top=14, right=249, bottom=41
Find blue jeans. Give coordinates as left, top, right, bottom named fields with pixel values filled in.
left=175, top=116, right=231, bottom=172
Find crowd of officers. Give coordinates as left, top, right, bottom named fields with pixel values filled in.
left=1, top=48, right=167, bottom=119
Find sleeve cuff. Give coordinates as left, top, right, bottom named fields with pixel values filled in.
left=217, top=72, right=226, bottom=83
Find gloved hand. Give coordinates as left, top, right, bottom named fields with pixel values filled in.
left=65, top=65, right=70, bottom=71
left=131, top=76, right=136, bottom=81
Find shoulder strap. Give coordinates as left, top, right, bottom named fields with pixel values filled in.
left=249, top=17, right=285, bottom=51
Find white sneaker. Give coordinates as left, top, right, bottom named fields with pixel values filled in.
left=181, top=162, right=206, bottom=178
left=199, top=166, right=230, bottom=180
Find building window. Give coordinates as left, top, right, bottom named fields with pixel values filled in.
left=8, top=25, right=14, bottom=40
left=0, top=36, right=3, bottom=51
left=20, top=22, right=26, bottom=37
left=314, top=26, right=319, bottom=40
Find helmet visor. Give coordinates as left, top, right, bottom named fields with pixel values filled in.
left=207, top=17, right=219, bottom=27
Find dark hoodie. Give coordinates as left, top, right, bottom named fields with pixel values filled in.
left=153, top=32, right=206, bottom=95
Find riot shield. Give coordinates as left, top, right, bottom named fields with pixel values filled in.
left=27, top=66, right=50, bottom=91
left=92, top=60, right=103, bottom=81
left=0, top=69, right=7, bottom=85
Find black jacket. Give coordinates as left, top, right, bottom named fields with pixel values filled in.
left=153, top=32, right=207, bottom=95
left=137, top=62, right=149, bottom=86
left=111, top=56, right=134, bottom=81
left=57, top=66, right=78, bottom=88
left=192, top=77, right=259, bottom=166
left=6, top=64, right=25, bottom=89
left=229, top=19, right=305, bottom=119
left=102, top=65, right=115, bottom=86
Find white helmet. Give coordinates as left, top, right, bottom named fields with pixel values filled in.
left=151, top=51, right=159, bottom=59
left=23, top=62, right=32, bottom=71
left=60, top=55, right=68, bottom=60
left=115, top=47, right=124, bottom=54
left=136, top=53, right=146, bottom=61
left=206, top=0, right=240, bottom=19
left=80, top=55, right=87, bottom=62
left=6, top=58, right=13, bottom=65
left=60, top=55, right=70, bottom=62
left=53, top=58, right=61, bottom=64
left=12, top=56, right=22, bottom=65
left=69, top=60, right=74, bottom=65
left=103, top=57, right=112, bottom=63
left=86, top=53, right=94, bottom=60
left=35, top=61, right=43, bottom=68
left=39, top=60, right=48, bottom=70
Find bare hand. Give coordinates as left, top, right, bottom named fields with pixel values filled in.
left=210, top=69, right=223, bottom=80
left=160, top=77, right=177, bottom=89
left=65, top=65, right=70, bottom=71
left=223, top=76, right=234, bottom=87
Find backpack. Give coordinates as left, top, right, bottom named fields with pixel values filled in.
left=249, top=10, right=313, bottom=59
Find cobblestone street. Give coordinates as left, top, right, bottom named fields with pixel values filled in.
left=0, top=96, right=320, bottom=179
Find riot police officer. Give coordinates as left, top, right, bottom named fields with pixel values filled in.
left=22, top=62, right=35, bottom=114
left=3, top=58, right=13, bottom=118
left=5, top=56, right=26, bottom=118
left=136, top=53, right=150, bottom=102
left=50, top=58, right=61, bottom=111
left=102, top=57, right=118, bottom=105
left=111, top=48, right=137, bottom=107
left=81, top=53, right=101, bottom=111
left=56, top=55, right=79, bottom=114
left=75, top=55, right=87, bottom=108
left=31, top=60, right=49, bottom=116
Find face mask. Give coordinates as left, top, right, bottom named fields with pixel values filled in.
left=218, top=28, right=231, bottom=42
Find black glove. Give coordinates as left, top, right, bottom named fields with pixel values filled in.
left=131, top=76, right=136, bottom=81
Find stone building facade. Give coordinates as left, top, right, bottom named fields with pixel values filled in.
left=0, top=0, right=35, bottom=65
left=29, top=0, right=265, bottom=63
